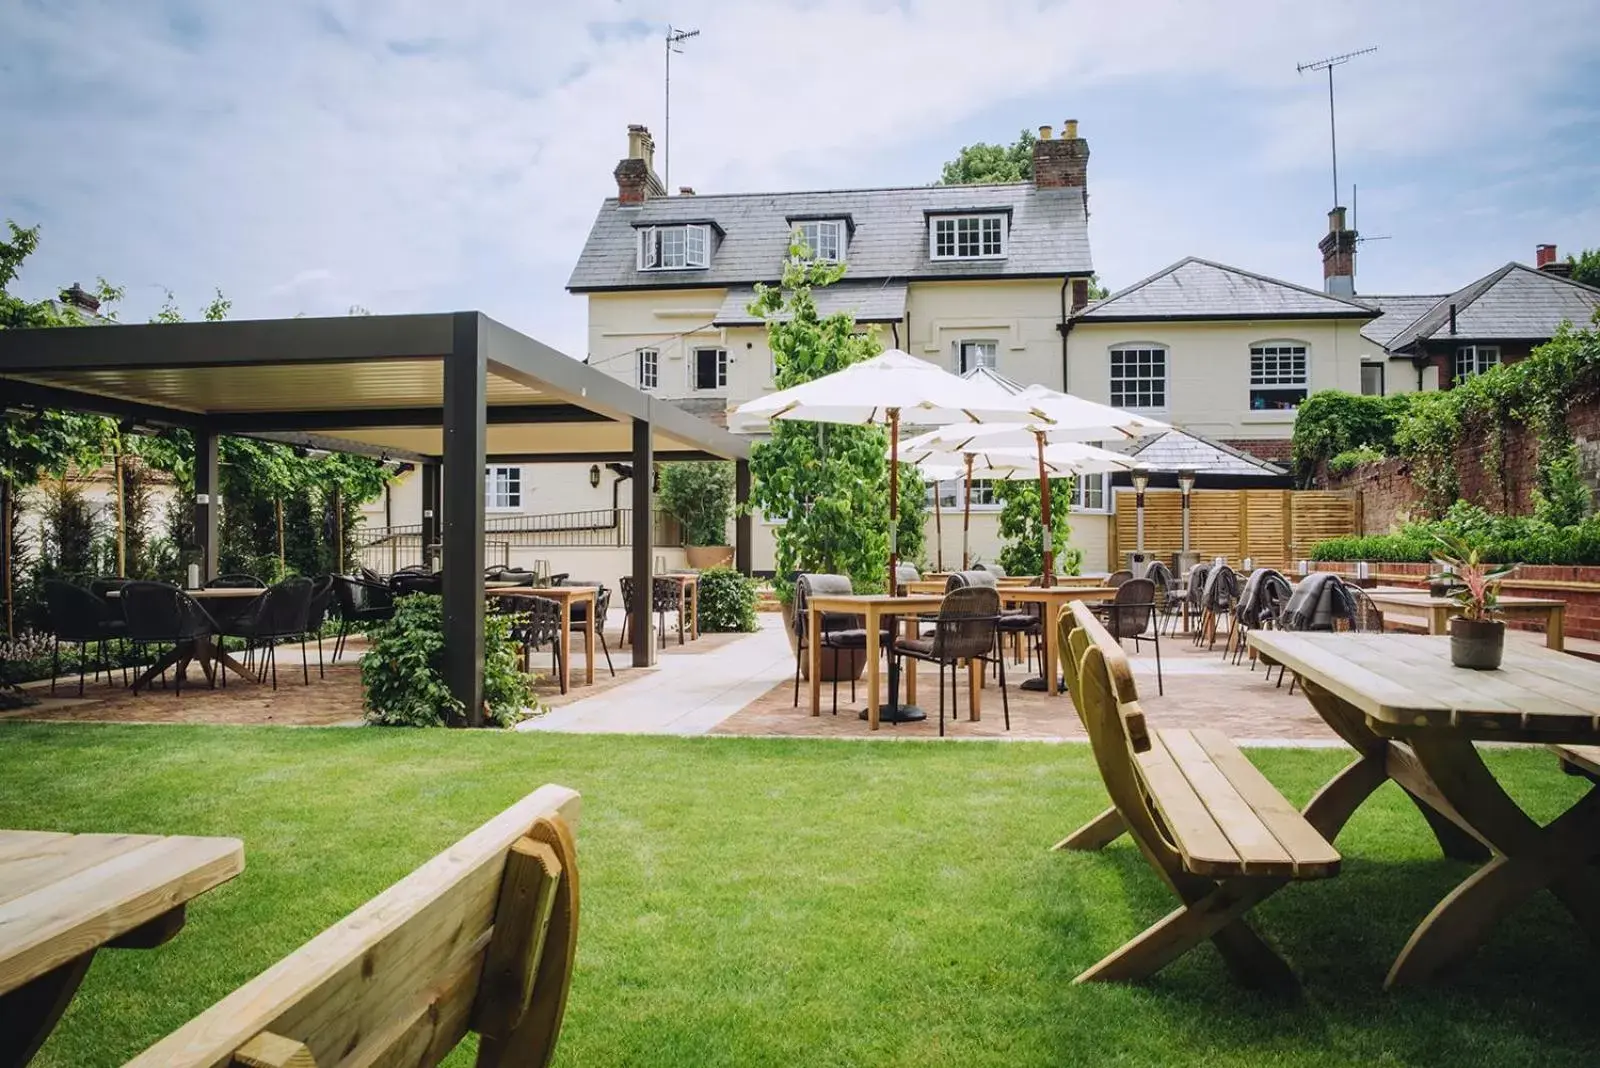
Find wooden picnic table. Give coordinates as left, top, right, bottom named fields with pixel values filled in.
left=996, top=586, right=1118, bottom=695
left=1247, top=631, right=1600, bottom=987
left=0, top=829, right=244, bottom=1065
left=807, top=594, right=965, bottom=730
left=487, top=586, right=598, bottom=693
left=108, top=586, right=265, bottom=690
left=1363, top=590, right=1567, bottom=650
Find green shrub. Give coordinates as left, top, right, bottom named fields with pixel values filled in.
left=361, top=594, right=535, bottom=728
left=659, top=462, right=734, bottom=546
left=994, top=478, right=1072, bottom=576
left=1308, top=501, right=1600, bottom=565
left=1290, top=391, right=1410, bottom=485
left=1327, top=445, right=1389, bottom=476
left=695, top=567, right=759, bottom=632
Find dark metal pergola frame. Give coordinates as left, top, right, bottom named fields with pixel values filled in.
left=0, top=311, right=752, bottom=724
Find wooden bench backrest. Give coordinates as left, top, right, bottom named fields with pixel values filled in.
left=123, top=784, right=582, bottom=1068
left=1061, top=603, right=1184, bottom=882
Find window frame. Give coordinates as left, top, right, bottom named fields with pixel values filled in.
left=637, top=223, right=711, bottom=271
left=690, top=346, right=728, bottom=391
left=966, top=478, right=1000, bottom=509
left=1107, top=343, right=1169, bottom=412
left=484, top=465, right=522, bottom=512
left=1071, top=472, right=1108, bottom=513
left=795, top=219, right=845, bottom=262
left=1360, top=361, right=1385, bottom=397
left=1248, top=339, right=1310, bottom=411
left=1454, top=344, right=1500, bottom=383
left=928, top=213, right=1008, bottom=260
left=956, top=338, right=999, bottom=375
left=637, top=348, right=659, bottom=391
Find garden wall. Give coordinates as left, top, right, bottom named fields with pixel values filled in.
left=1329, top=393, right=1600, bottom=533
left=1310, top=561, right=1600, bottom=642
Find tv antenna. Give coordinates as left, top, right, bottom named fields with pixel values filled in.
left=664, top=25, right=700, bottom=191
left=1351, top=183, right=1391, bottom=284
left=1296, top=46, right=1377, bottom=210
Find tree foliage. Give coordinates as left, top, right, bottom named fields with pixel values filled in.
left=939, top=129, right=1036, bottom=184
left=993, top=478, right=1078, bottom=576
left=1568, top=248, right=1600, bottom=290
left=746, top=245, right=890, bottom=602
left=658, top=461, right=734, bottom=546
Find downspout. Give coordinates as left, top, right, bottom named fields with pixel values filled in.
left=1059, top=276, right=1074, bottom=393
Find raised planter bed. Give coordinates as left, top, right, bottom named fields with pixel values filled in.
left=1311, top=561, right=1600, bottom=642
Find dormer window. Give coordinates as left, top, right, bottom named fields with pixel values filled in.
left=929, top=214, right=1006, bottom=260
left=638, top=224, right=710, bottom=270
left=795, top=219, right=845, bottom=262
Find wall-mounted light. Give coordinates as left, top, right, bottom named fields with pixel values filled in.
left=589, top=464, right=601, bottom=488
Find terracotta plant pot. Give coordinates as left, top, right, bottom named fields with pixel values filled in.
left=779, top=601, right=868, bottom=682
left=1450, top=616, right=1505, bottom=670
left=685, top=544, right=734, bottom=570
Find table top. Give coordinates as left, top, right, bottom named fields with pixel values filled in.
left=486, top=585, right=596, bottom=600
left=658, top=573, right=699, bottom=584
left=808, top=593, right=945, bottom=611
left=0, top=829, right=244, bottom=995
left=1248, top=632, right=1600, bottom=743
left=999, top=586, right=1118, bottom=602
left=107, top=586, right=262, bottom=599
left=1364, top=591, right=1566, bottom=609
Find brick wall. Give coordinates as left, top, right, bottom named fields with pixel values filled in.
left=1329, top=393, right=1600, bottom=532
left=1310, top=561, right=1600, bottom=642
left=1220, top=438, right=1293, bottom=464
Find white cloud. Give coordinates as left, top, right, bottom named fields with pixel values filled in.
left=2, top=0, right=1597, bottom=356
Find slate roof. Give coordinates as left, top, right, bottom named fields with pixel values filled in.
left=566, top=183, right=1091, bottom=292
left=1126, top=428, right=1288, bottom=478
left=1358, top=294, right=1448, bottom=351
left=712, top=281, right=908, bottom=326
left=1382, top=264, right=1600, bottom=353
left=1073, top=257, right=1377, bottom=322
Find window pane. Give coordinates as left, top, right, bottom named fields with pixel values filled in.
left=1360, top=363, right=1384, bottom=396
left=1109, top=347, right=1166, bottom=409
left=638, top=348, right=658, bottom=390
left=686, top=225, right=706, bottom=266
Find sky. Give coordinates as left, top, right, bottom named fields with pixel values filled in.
left=3, top=0, right=1598, bottom=359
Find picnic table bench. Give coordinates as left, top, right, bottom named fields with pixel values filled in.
left=121, top=784, right=581, bottom=1068
left=1055, top=600, right=1339, bottom=986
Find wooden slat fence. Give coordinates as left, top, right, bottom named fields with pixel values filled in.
left=1111, top=489, right=1357, bottom=571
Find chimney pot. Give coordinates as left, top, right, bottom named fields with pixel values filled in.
left=1038, top=125, right=1052, bottom=141
left=678, top=186, right=695, bottom=196
left=59, top=282, right=100, bottom=314
left=1537, top=243, right=1558, bottom=268
left=1062, top=119, right=1079, bottom=139
left=1032, top=121, right=1089, bottom=190
left=1319, top=208, right=1357, bottom=296
left=615, top=124, right=666, bottom=205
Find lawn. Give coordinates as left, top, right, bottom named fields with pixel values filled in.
left=3, top=723, right=1596, bottom=1067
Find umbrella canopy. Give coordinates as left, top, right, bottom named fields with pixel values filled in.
left=901, top=437, right=1137, bottom=478
left=909, top=383, right=1168, bottom=451
left=732, top=349, right=1046, bottom=591
left=730, top=349, right=1049, bottom=430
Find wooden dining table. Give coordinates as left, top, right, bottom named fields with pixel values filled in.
left=487, top=585, right=598, bottom=694
left=1248, top=630, right=1600, bottom=987
left=995, top=586, right=1118, bottom=695
left=0, top=829, right=244, bottom=1065
left=807, top=593, right=955, bottom=730
left=1363, top=590, right=1567, bottom=651
left=108, top=586, right=265, bottom=691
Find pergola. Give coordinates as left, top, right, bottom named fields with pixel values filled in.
left=0, top=312, right=751, bottom=724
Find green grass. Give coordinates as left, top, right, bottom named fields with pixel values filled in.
left=3, top=724, right=1596, bottom=1067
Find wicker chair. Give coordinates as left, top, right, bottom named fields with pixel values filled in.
left=331, top=575, right=396, bottom=662
left=1094, top=577, right=1162, bottom=695
left=217, top=577, right=315, bottom=689
left=1166, top=563, right=1209, bottom=637
left=558, top=579, right=615, bottom=678
left=42, top=579, right=127, bottom=695
left=304, top=575, right=337, bottom=679
left=1195, top=565, right=1239, bottom=651
left=1107, top=569, right=1134, bottom=588
left=893, top=585, right=1007, bottom=736
left=120, top=582, right=219, bottom=695
left=1340, top=581, right=1385, bottom=634
left=1231, top=568, right=1292, bottom=666
left=975, top=561, right=1007, bottom=578
left=389, top=570, right=442, bottom=598
left=792, top=574, right=875, bottom=715
left=204, top=573, right=266, bottom=589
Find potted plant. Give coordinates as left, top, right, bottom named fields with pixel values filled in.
left=658, top=461, right=735, bottom=570
left=1430, top=534, right=1517, bottom=671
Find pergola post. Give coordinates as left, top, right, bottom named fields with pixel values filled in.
left=442, top=314, right=487, bottom=725
left=420, top=461, right=441, bottom=569
left=631, top=418, right=655, bottom=667
left=734, top=459, right=752, bottom=576
left=194, top=428, right=220, bottom=583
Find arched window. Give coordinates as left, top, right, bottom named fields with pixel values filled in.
left=1249, top=340, right=1309, bottom=411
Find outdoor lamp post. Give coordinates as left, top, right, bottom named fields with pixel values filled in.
left=1178, top=468, right=1196, bottom=555
left=1132, top=466, right=1150, bottom=552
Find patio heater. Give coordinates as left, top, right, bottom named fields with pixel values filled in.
left=1132, top=466, right=1150, bottom=551
left=1175, top=468, right=1198, bottom=575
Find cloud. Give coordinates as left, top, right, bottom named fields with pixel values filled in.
left=2, top=0, right=1596, bottom=357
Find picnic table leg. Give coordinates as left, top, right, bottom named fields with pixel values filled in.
left=866, top=608, right=881, bottom=730
left=1298, top=680, right=1490, bottom=862
left=1053, top=807, right=1126, bottom=851
left=1547, top=605, right=1565, bottom=651
left=1428, top=604, right=1449, bottom=635
left=559, top=605, right=572, bottom=695
left=1388, top=736, right=1600, bottom=986
left=807, top=606, right=822, bottom=717
left=1045, top=606, right=1061, bottom=696
left=585, top=594, right=596, bottom=685
left=0, top=949, right=95, bottom=1068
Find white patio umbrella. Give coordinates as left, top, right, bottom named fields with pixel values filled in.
left=902, top=388, right=1167, bottom=583
left=906, top=441, right=1137, bottom=570
left=732, top=349, right=1047, bottom=591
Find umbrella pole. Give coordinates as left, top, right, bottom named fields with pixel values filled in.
left=1038, top=430, right=1054, bottom=588
left=933, top=476, right=943, bottom=572
left=962, top=454, right=973, bottom=570
left=887, top=408, right=900, bottom=594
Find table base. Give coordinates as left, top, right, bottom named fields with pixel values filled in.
left=1019, top=676, right=1065, bottom=693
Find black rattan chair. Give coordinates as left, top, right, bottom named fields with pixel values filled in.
left=305, top=575, right=337, bottom=679
left=219, top=577, right=315, bottom=689
left=205, top=573, right=266, bottom=589
left=1107, top=569, right=1134, bottom=588
left=331, top=575, right=396, bottom=662
left=120, top=581, right=219, bottom=695
left=559, top=579, right=615, bottom=678
left=652, top=577, right=683, bottom=647
left=390, top=570, right=442, bottom=598
left=42, top=579, right=126, bottom=695
left=1094, top=577, right=1162, bottom=695
left=893, top=585, right=1007, bottom=736
left=792, top=573, right=874, bottom=715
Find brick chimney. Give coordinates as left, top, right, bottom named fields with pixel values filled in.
left=58, top=282, right=100, bottom=315
left=1071, top=277, right=1090, bottom=312
left=1537, top=243, right=1573, bottom=277
left=1319, top=206, right=1358, bottom=297
left=1033, top=118, right=1088, bottom=190
left=614, top=124, right=666, bottom=205
left=678, top=186, right=696, bottom=196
